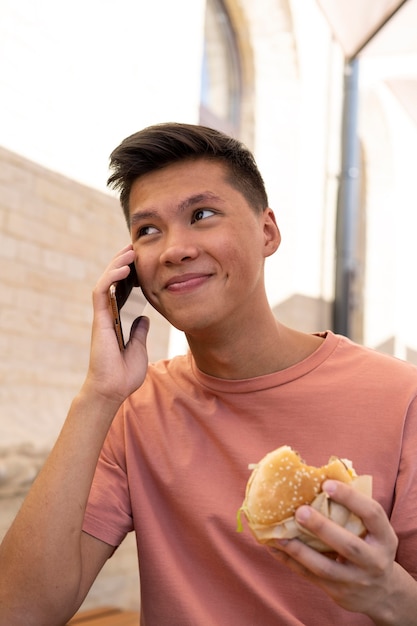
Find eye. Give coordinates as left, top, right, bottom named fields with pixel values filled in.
left=192, top=208, right=215, bottom=223
left=136, top=225, right=159, bottom=238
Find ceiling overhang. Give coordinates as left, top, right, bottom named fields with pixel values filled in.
left=316, top=0, right=414, bottom=59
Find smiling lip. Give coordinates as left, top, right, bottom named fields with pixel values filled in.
left=164, top=273, right=212, bottom=293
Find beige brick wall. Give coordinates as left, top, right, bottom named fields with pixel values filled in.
left=0, top=146, right=171, bottom=450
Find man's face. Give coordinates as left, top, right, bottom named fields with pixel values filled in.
left=128, top=159, right=279, bottom=335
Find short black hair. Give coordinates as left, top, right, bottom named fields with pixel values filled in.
left=107, top=122, right=269, bottom=223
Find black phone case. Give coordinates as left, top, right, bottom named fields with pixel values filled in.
left=115, top=262, right=140, bottom=310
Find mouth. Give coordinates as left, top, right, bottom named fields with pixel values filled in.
left=164, top=272, right=213, bottom=294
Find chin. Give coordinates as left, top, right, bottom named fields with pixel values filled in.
left=171, top=313, right=220, bottom=336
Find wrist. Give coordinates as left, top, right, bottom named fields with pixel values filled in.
left=368, top=563, right=417, bottom=626
left=75, top=382, right=124, bottom=423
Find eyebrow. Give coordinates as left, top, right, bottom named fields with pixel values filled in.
left=129, top=192, right=223, bottom=228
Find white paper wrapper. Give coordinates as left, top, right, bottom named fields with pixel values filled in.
left=245, top=474, right=372, bottom=553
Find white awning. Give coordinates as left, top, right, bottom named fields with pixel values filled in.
left=316, top=0, right=417, bottom=59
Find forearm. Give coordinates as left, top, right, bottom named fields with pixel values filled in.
left=0, top=389, right=120, bottom=623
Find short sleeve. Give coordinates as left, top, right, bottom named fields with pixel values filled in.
left=83, top=408, right=133, bottom=547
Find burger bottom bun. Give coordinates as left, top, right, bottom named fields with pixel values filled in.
left=250, top=474, right=372, bottom=553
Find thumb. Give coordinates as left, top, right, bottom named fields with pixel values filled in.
left=129, top=315, right=150, bottom=346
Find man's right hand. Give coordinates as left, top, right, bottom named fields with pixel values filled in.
left=82, top=244, right=150, bottom=409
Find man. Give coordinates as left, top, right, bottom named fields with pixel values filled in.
left=0, top=123, right=417, bottom=625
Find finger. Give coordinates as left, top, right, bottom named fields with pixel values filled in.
left=110, top=244, right=135, bottom=267
left=322, top=481, right=398, bottom=547
left=270, top=538, right=345, bottom=583
left=294, top=505, right=372, bottom=566
left=103, top=246, right=135, bottom=287
left=116, top=243, right=134, bottom=254
left=93, top=247, right=135, bottom=306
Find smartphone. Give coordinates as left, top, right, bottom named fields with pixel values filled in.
left=108, top=262, right=140, bottom=350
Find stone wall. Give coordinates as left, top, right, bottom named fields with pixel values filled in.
left=0, top=145, right=171, bottom=445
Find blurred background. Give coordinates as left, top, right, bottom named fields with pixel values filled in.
left=1, top=0, right=417, bottom=612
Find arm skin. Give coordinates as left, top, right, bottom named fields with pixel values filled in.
left=270, top=479, right=417, bottom=626
left=0, top=245, right=149, bottom=626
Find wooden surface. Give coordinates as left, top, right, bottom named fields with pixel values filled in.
left=67, top=606, right=139, bottom=625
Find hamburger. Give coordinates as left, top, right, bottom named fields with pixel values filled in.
left=237, top=445, right=372, bottom=553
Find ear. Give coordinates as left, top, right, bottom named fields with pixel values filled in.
left=262, top=208, right=281, bottom=258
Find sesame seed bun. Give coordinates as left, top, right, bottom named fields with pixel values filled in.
left=238, top=445, right=372, bottom=553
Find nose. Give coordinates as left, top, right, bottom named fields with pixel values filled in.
left=159, top=227, right=199, bottom=265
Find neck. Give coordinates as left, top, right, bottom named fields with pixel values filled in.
left=186, top=314, right=323, bottom=380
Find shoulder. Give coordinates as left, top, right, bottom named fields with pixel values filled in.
left=335, top=332, right=417, bottom=370
left=327, top=332, right=417, bottom=397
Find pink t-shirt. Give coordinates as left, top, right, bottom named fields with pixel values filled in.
left=83, top=331, right=417, bottom=625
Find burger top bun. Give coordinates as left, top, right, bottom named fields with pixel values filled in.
left=238, top=445, right=372, bottom=553
left=244, top=445, right=354, bottom=525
